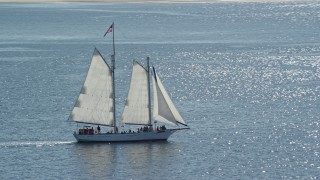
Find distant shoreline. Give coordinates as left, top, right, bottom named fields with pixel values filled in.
left=0, top=0, right=298, bottom=3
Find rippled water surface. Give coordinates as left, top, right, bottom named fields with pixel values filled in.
left=0, top=2, right=319, bottom=179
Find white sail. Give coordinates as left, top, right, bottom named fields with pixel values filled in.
left=121, top=61, right=150, bottom=125
left=152, top=72, right=186, bottom=126
left=69, top=48, right=114, bottom=126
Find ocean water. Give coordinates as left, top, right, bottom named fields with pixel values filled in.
left=0, top=1, right=320, bottom=179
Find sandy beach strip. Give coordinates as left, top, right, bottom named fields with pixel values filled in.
left=0, top=0, right=203, bottom=2
left=0, top=0, right=297, bottom=3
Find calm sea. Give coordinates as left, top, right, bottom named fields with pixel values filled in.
left=0, top=2, right=319, bottom=179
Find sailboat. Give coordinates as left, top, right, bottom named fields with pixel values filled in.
left=69, top=23, right=189, bottom=142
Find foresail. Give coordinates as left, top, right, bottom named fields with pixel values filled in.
left=121, top=61, right=150, bottom=125
left=69, top=48, right=114, bottom=126
left=152, top=72, right=186, bottom=126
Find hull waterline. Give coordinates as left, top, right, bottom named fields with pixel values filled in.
left=73, top=129, right=177, bottom=142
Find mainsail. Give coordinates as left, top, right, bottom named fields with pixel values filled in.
left=152, top=69, right=186, bottom=126
left=69, top=48, right=114, bottom=126
left=121, top=61, right=150, bottom=125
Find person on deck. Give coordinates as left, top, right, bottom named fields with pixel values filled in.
left=97, top=125, right=101, bottom=133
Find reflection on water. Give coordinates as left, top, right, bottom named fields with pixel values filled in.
left=74, top=141, right=179, bottom=179
left=74, top=143, right=117, bottom=178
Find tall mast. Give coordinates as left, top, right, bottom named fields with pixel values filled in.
left=147, top=57, right=152, bottom=126
left=111, top=22, right=117, bottom=133
left=112, top=22, right=115, bottom=57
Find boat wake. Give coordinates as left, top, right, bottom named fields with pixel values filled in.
left=0, top=141, right=75, bottom=148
